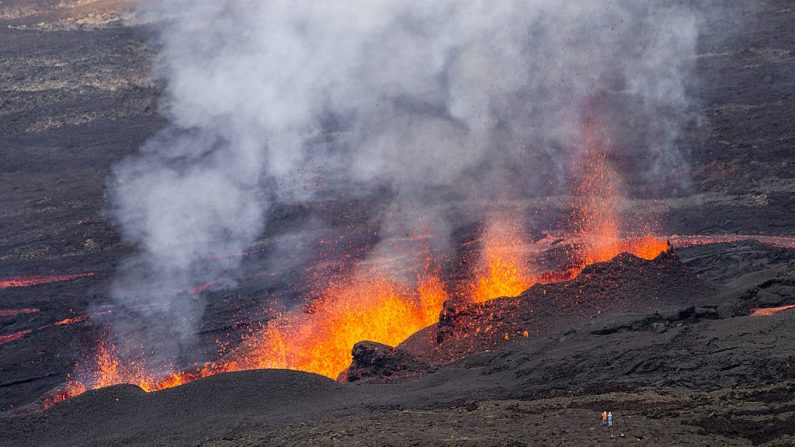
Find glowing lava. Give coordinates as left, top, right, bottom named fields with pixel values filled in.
left=44, top=342, right=156, bottom=409
left=37, top=114, right=683, bottom=405
left=577, top=236, right=670, bottom=266
left=0, top=329, right=32, bottom=345
left=0, top=310, right=110, bottom=348
left=54, top=315, right=91, bottom=326
left=469, top=218, right=535, bottom=303
left=0, top=273, right=94, bottom=289
left=565, top=109, right=668, bottom=272
left=749, top=304, right=795, bottom=317
left=0, top=307, right=40, bottom=318
left=670, top=234, right=795, bottom=250
left=45, top=269, right=448, bottom=405
left=43, top=230, right=671, bottom=406
left=230, top=270, right=447, bottom=379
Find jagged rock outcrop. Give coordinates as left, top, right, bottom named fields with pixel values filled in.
left=341, top=341, right=433, bottom=383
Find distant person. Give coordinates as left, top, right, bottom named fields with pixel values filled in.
left=608, top=411, right=614, bottom=429
left=601, top=411, right=607, bottom=430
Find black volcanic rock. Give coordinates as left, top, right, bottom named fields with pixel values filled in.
left=342, top=341, right=433, bottom=383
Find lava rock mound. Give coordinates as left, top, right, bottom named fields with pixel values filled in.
left=400, top=249, right=710, bottom=365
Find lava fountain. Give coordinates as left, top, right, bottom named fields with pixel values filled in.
left=566, top=111, right=668, bottom=271
left=469, top=217, right=536, bottom=303
left=228, top=268, right=447, bottom=379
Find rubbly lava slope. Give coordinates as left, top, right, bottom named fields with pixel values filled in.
left=2, top=243, right=795, bottom=446
left=396, top=249, right=710, bottom=367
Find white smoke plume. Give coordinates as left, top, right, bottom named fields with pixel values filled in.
left=110, top=0, right=705, bottom=358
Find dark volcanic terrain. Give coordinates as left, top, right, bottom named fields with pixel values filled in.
left=1, top=0, right=795, bottom=446
left=3, top=242, right=795, bottom=446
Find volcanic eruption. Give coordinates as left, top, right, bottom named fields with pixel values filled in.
left=6, top=0, right=795, bottom=444
left=45, top=112, right=676, bottom=404
left=34, top=0, right=705, bottom=405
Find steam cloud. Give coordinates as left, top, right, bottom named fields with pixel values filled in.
left=111, top=1, right=704, bottom=360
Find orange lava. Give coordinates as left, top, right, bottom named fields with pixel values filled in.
left=44, top=341, right=226, bottom=407
left=71, top=341, right=191, bottom=394
left=572, top=118, right=622, bottom=261
left=41, top=116, right=678, bottom=404
left=175, top=281, right=217, bottom=295
left=229, top=270, right=447, bottom=379
left=187, top=282, right=214, bottom=295
left=38, top=310, right=113, bottom=330
left=0, top=307, right=40, bottom=318
left=43, top=380, right=87, bottom=409
left=92, top=342, right=145, bottom=389
left=44, top=342, right=158, bottom=408
left=749, top=304, right=795, bottom=317
left=579, top=236, right=669, bottom=265
left=47, top=230, right=673, bottom=406
left=0, top=273, right=94, bottom=289
left=670, top=234, right=795, bottom=250
left=0, top=329, right=32, bottom=345
left=469, top=218, right=535, bottom=303
left=46, top=269, right=449, bottom=406
left=53, top=315, right=91, bottom=326
left=566, top=111, right=668, bottom=272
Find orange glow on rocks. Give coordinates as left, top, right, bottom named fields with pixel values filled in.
left=92, top=341, right=150, bottom=391
left=749, top=304, right=795, bottom=317
left=47, top=340, right=199, bottom=407
left=0, top=329, right=32, bottom=345
left=53, top=315, right=91, bottom=326
left=0, top=273, right=94, bottom=289
left=45, top=268, right=448, bottom=405
left=229, top=269, right=447, bottom=379
left=42, top=380, right=88, bottom=409
left=46, top=230, right=673, bottom=406
left=0, top=307, right=40, bottom=318
left=580, top=236, right=670, bottom=266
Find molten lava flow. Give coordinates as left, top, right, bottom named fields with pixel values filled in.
left=0, top=309, right=113, bottom=351
left=228, top=270, right=447, bottom=379
left=53, top=315, right=91, bottom=326
left=749, top=304, right=795, bottom=317
left=175, top=281, right=217, bottom=295
left=38, top=310, right=113, bottom=330
left=670, top=234, right=795, bottom=251
left=0, top=329, right=32, bottom=345
left=0, top=273, right=94, bottom=289
left=0, top=307, right=40, bottom=318
left=469, top=218, right=535, bottom=303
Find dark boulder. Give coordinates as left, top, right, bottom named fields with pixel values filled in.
left=342, top=341, right=433, bottom=383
